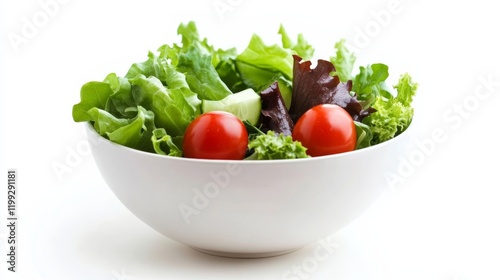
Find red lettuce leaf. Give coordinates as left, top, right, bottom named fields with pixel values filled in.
left=260, top=81, right=294, bottom=135
left=289, top=55, right=374, bottom=122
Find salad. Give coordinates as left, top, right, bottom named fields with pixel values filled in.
left=72, top=21, right=417, bottom=160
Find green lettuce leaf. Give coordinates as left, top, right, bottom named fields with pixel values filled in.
left=103, top=73, right=136, bottom=118
left=354, top=121, right=373, bottom=149
left=362, top=73, right=417, bottom=144
left=177, top=44, right=233, bottom=100
left=87, top=107, right=129, bottom=135
left=125, top=52, right=156, bottom=80
left=108, top=107, right=155, bottom=150
left=278, top=24, right=314, bottom=60
left=393, top=72, right=416, bottom=107
left=177, top=21, right=200, bottom=49
left=130, top=74, right=200, bottom=137
left=175, top=21, right=246, bottom=93
left=72, top=81, right=114, bottom=122
left=352, top=63, right=393, bottom=107
left=213, top=47, right=247, bottom=93
left=235, top=25, right=314, bottom=92
left=236, top=34, right=295, bottom=91
left=330, top=39, right=356, bottom=82
left=89, top=106, right=156, bottom=152
left=151, top=128, right=183, bottom=157
left=72, top=21, right=417, bottom=159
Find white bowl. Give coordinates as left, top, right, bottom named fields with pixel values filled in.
left=86, top=122, right=411, bottom=258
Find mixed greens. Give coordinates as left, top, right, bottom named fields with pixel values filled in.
left=72, top=21, right=417, bottom=159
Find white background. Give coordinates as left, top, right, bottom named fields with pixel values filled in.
left=1, top=0, right=500, bottom=279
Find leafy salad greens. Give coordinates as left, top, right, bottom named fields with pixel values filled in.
left=72, top=21, right=417, bottom=159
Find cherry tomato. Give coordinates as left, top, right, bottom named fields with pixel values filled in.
left=292, top=104, right=356, bottom=157
left=183, top=111, right=248, bottom=160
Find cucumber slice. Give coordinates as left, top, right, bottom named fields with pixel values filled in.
left=201, top=88, right=261, bottom=125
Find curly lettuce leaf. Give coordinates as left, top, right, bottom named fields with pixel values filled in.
left=363, top=73, right=417, bottom=144
left=88, top=106, right=156, bottom=152
left=175, top=21, right=246, bottom=93
left=72, top=81, right=114, bottom=122
left=102, top=73, right=137, bottom=119
left=151, top=128, right=183, bottom=157
left=213, top=47, right=247, bottom=93
left=393, top=72, right=416, bottom=107
left=107, top=107, right=155, bottom=151
left=330, top=39, right=356, bottom=82
left=235, top=25, right=314, bottom=93
left=130, top=21, right=236, bottom=100
left=354, top=121, right=373, bottom=150
left=177, top=44, right=233, bottom=100
left=236, top=34, right=294, bottom=91
left=130, top=74, right=200, bottom=137
left=352, top=63, right=393, bottom=107
left=247, top=130, right=309, bottom=160
left=278, top=24, right=314, bottom=60
left=289, top=55, right=373, bottom=122
left=87, top=108, right=128, bottom=134
left=176, top=21, right=228, bottom=66
left=260, top=81, right=294, bottom=136
left=125, top=52, right=159, bottom=80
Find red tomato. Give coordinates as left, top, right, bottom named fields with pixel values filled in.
left=183, top=111, right=248, bottom=160
left=292, top=104, right=356, bottom=157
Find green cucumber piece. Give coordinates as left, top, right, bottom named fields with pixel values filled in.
left=201, top=88, right=261, bottom=125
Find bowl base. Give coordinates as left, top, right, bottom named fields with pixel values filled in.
left=191, top=247, right=302, bottom=259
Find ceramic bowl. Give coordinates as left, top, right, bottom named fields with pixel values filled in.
left=86, top=121, right=411, bottom=258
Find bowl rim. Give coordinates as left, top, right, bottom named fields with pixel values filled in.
left=85, top=119, right=413, bottom=165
